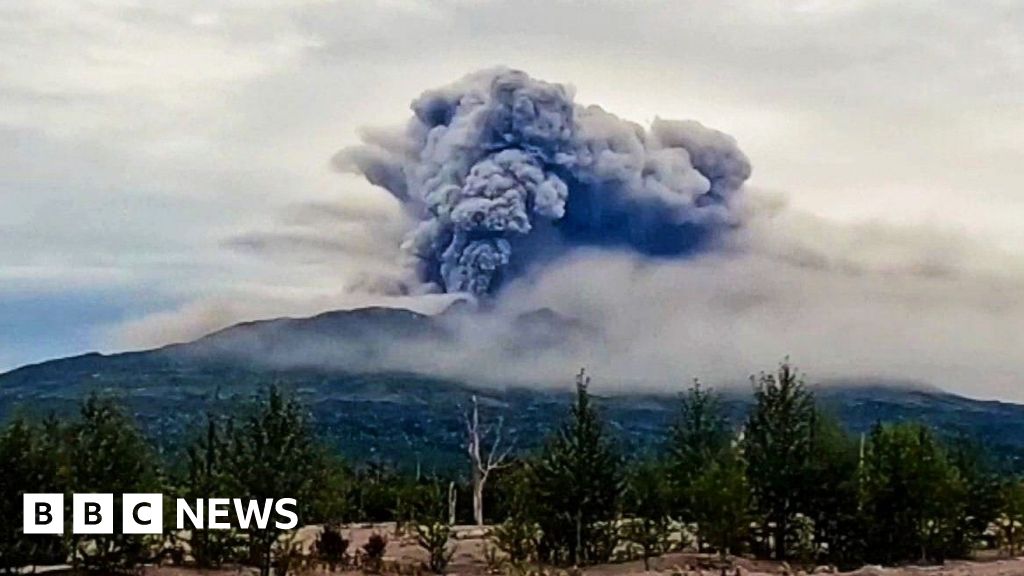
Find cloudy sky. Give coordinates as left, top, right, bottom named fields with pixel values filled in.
left=2, top=1, right=1023, bottom=399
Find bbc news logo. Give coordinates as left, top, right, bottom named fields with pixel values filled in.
left=24, top=494, right=299, bottom=534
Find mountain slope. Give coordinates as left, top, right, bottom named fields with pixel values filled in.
left=2, top=306, right=1023, bottom=472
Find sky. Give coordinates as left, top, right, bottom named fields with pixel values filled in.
left=1, top=1, right=1023, bottom=399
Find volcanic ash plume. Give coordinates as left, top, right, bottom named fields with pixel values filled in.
left=339, top=68, right=752, bottom=296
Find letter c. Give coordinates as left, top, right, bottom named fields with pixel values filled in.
left=133, top=502, right=152, bottom=526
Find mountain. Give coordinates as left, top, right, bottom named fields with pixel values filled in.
left=2, top=306, right=1024, bottom=473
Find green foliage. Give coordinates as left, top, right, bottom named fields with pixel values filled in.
left=492, top=516, right=540, bottom=567
left=743, top=360, right=816, bottom=560
left=416, top=520, right=455, bottom=574
left=621, top=460, right=672, bottom=570
left=223, top=385, right=324, bottom=576
left=307, top=452, right=354, bottom=524
left=691, top=444, right=750, bottom=558
left=0, top=417, right=64, bottom=574
left=179, top=415, right=244, bottom=568
left=998, top=480, right=1024, bottom=555
left=947, top=435, right=1003, bottom=556
left=4, top=363, right=1024, bottom=573
left=667, top=379, right=730, bottom=521
left=485, top=460, right=529, bottom=524
left=803, top=413, right=864, bottom=568
left=348, top=463, right=405, bottom=522
left=361, top=533, right=388, bottom=574
left=527, top=370, right=623, bottom=566
left=65, top=396, right=161, bottom=574
left=411, top=481, right=455, bottom=574
left=861, top=422, right=967, bottom=564
left=491, top=466, right=539, bottom=566
left=314, top=523, right=349, bottom=570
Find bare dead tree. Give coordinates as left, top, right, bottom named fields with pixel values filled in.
left=448, top=481, right=457, bottom=526
left=464, top=394, right=514, bottom=526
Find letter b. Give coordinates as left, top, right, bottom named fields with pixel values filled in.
left=73, top=494, right=113, bottom=534
left=23, top=494, right=64, bottom=534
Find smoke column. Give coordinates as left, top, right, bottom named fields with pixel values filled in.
left=340, top=68, right=752, bottom=296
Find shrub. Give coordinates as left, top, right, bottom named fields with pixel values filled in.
left=315, top=523, right=350, bottom=570
left=492, top=515, right=539, bottom=565
left=417, top=521, right=455, bottom=574
left=362, top=533, right=388, bottom=574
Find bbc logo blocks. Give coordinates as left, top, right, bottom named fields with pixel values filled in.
left=123, top=494, right=164, bottom=534
left=23, top=494, right=163, bottom=535
left=22, top=494, right=63, bottom=534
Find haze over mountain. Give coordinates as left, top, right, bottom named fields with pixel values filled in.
left=3, top=306, right=1024, bottom=473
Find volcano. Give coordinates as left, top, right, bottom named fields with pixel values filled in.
left=2, top=306, right=1023, bottom=472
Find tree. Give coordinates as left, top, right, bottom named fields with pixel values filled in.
left=528, top=369, right=623, bottom=566
left=225, top=386, right=322, bottom=576
left=803, top=413, right=864, bottom=567
left=947, top=435, right=1002, bottom=557
left=464, top=394, right=513, bottom=526
left=0, top=417, right=65, bottom=574
left=309, top=452, right=354, bottom=524
left=65, top=396, right=161, bottom=574
left=691, top=444, right=751, bottom=559
left=861, top=422, right=965, bottom=564
left=743, top=360, right=816, bottom=560
left=667, top=379, right=731, bottom=527
left=179, top=415, right=243, bottom=568
left=622, top=460, right=672, bottom=570
left=999, top=480, right=1024, bottom=555
left=491, top=465, right=539, bottom=567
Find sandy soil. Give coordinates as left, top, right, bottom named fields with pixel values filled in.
left=31, top=523, right=1024, bottom=576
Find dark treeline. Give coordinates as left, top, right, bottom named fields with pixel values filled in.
left=2, top=361, right=1024, bottom=575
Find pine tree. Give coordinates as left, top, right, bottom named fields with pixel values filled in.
left=180, top=415, right=243, bottom=567
left=0, top=417, right=65, bottom=574
left=803, top=412, right=864, bottom=568
left=743, top=360, right=816, bottom=560
left=491, top=465, right=539, bottom=567
left=691, top=444, right=751, bottom=559
left=861, top=422, right=965, bottom=564
left=622, top=460, right=671, bottom=570
left=528, top=369, right=623, bottom=566
left=65, top=396, right=161, bottom=573
left=667, top=379, right=731, bottom=527
left=225, top=386, right=322, bottom=576
left=947, top=435, right=1002, bottom=557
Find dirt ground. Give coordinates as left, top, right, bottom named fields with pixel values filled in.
left=34, top=523, right=1024, bottom=576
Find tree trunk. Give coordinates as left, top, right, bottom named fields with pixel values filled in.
left=448, top=481, right=458, bottom=526
left=774, top=515, right=787, bottom=561
left=473, top=472, right=485, bottom=526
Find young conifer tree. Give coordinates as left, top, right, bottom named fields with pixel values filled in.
left=667, top=379, right=731, bottom=528
left=743, top=360, right=816, bottom=561
left=528, top=369, right=622, bottom=567
left=0, top=417, right=65, bottom=573
left=225, top=386, right=321, bottom=576
left=65, top=396, right=162, bottom=574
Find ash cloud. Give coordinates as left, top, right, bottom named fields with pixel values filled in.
left=338, top=67, right=751, bottom=296
left=107, top=67, right=1024, bottom=400
left=109, top=189, right=1024, bottom=399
